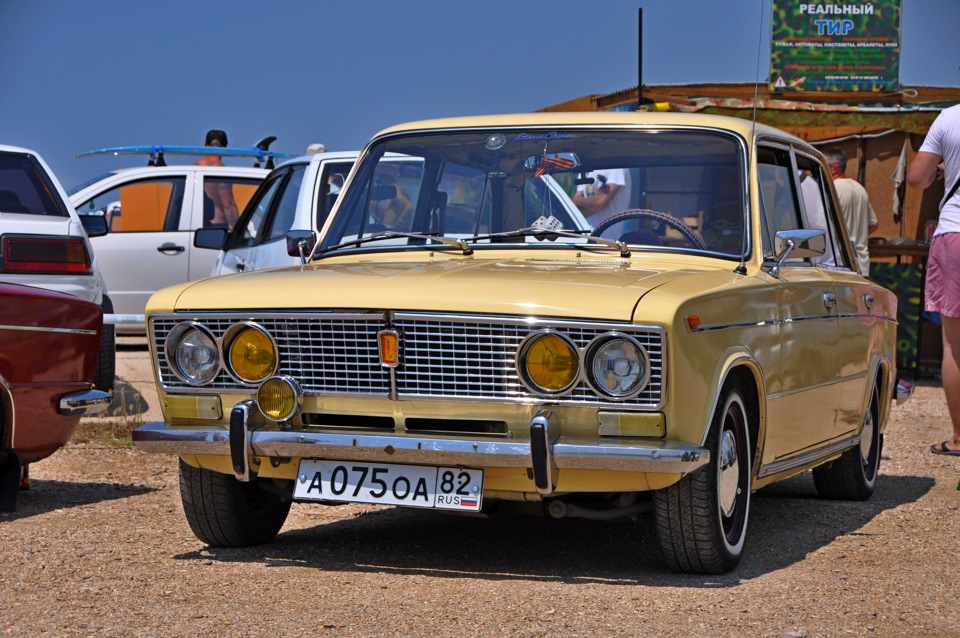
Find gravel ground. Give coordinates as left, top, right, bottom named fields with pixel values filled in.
left=1, top=348, right=958, bottom=636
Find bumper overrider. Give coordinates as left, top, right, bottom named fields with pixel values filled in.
left=133, top=400, right=710, bottom=496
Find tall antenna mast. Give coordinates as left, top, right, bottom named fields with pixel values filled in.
left=638, top=8, right=644, bottom=108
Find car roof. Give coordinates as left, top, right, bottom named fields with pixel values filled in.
left=372, top=112, right=806, bottom=145
left=0, top=143, right=37, bottom=155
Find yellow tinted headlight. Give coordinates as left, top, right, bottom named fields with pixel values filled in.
left=228, top=326, right=277, bottom=383
left=519, top=332, right=579, bottom=394
left=257, top=376, right=301, bottom=422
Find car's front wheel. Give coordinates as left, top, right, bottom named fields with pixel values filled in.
left=813, top=383, right=881, bottom=501
left=178, top=460, right=291, bottom=547
left=654, top=383, right=753, bottom=574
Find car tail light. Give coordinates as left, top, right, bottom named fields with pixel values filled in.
left=1, top=235, right=93, bottom=274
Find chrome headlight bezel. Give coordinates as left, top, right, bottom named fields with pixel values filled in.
left=584, top=332, right=651, bottom=400
left=165, top=321, right=220, bottom=386
left=516, top=330, right=581, bottom=396
left=257, top=375, right=303, bottom=422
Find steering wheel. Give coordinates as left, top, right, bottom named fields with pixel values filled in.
left=592, top=208, right=706, bottom=250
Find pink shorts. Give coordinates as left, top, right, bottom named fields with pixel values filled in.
left=925, top=233, right=960, bottom=318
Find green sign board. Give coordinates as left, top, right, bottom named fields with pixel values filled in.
left=770, top=0, right=901, bottom=92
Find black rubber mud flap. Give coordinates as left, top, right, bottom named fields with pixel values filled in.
left=0, top=449, right=22, bottom=512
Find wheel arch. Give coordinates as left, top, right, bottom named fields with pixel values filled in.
left=702, top=354, right=764, bottom=479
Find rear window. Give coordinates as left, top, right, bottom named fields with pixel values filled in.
left=0, top=152, right=70, bottom=217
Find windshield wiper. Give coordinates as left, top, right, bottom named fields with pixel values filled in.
left=316, top=230, right=473, bottom=258
left=466, top=227, right=631, bottom=258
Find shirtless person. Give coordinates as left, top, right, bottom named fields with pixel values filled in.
left=194, top=129, right=240, bottom=228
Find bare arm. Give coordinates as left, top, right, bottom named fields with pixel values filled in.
left=907, top=151, right=942, bottom=190
left=572, top=183, right=622, bottom=216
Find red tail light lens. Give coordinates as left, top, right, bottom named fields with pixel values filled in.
left=1, top=235, right=93, bottom=274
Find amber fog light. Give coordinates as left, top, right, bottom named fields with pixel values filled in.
left=257, top=376, right=302, bottom=422
left=518, top=331, right=580, bottom=395
left=585, top=334, right=649, bottom=400
left=228, top=325, right=277, bottom=383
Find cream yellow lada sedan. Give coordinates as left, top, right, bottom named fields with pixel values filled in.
left=133, top=112, right=911, bottom=574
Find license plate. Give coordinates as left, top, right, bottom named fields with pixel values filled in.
left=294, top=459, right=483, bottom=511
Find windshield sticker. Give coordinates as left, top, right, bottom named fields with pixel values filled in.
left=515, top=131, right=572, bottom=141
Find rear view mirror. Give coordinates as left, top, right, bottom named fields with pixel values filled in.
left=286, top=230, right=317, bottom=263
left=523, top=152, right=580, bottom=175
left=79, top=214, right=108, bottom=238
left=194, top=227, right=228, bottom=250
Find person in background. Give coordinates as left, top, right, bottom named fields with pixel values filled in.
left=907, top=103, right=960, bottom=456
left=194, top=129, right=240, bottom=228
left=572, top=168, right=631, bottom=231
left=823, top=147, right=878, bottom=276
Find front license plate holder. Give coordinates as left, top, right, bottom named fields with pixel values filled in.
left=294, top=459, right=483, bottom=511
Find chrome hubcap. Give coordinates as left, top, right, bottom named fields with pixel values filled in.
left=719, top=429, right=740, bottom=516
left=859, top=409, right=874, bottom=464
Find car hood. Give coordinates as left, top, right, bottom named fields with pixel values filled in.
left=157, top=254, right=730, bottom=322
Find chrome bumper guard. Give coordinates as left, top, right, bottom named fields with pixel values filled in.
left=59, top=389, right=112, bottom=417
left=132, top=409, right=710, bottom=491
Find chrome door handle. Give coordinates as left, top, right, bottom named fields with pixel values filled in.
left=864, top=294, right=875, bottom=309
left=823, top=292, right=837, bottom=309
left=157, top=243, right=185, bottom=253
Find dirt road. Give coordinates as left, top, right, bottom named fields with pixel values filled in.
left=1, top=341, right=958, bottom=637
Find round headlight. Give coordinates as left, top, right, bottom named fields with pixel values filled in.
left=167, top=323, right=220, bottom=385
left=585, top=334, right=649, bottom=399
left=257, top=376, right=302, bottom=422
left=518, top=331, right=580, bottom=395
left=228, top=325, right=277, bottom=383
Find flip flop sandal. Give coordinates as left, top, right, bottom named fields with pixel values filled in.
left=930, top=440, right=960, bottom=456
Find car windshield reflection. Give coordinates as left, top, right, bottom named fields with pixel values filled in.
left=320, top=128, right=746, bottom=258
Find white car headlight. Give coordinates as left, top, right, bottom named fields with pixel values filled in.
left=585, top=334, right=649, bottom=400
left=166, top=322, right=220, bottom=385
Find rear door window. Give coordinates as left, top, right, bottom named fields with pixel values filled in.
left=0, top=152, right=70, bottom=216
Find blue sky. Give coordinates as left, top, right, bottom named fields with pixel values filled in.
left=1, top=0, right=957, bottom=189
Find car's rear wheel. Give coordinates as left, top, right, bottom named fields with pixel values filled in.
left=178, top=459, right=291, bottom=547
left=94, top=294, right=116, bottom=394
left=813, top=383, right=881, bottom=501
left=654, top=383, right=752, bottom=574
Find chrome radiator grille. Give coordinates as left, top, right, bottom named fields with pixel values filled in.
left=151, top=312, right=664, bottom=408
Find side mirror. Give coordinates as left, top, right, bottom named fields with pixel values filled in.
left=286, top=230, right=317, bottom=263
left=194, top=227, right=228, bottom=250
left=79, top=214, right=108, bottom=238
left=771, top=229, right=826, bottom=277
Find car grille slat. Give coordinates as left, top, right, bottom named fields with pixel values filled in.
left=152, top=313, right=664, bottom=407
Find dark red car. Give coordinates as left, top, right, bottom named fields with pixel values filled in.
left=0, top=282, right=111, bottom=510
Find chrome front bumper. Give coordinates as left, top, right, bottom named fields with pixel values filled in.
left=132, top=406, right=710, bottom=494
left=59, top=388, right=112, bottom=417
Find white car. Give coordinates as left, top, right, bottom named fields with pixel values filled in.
left=199, top=152, right=359, bottom=275
left=70, top=162, right=269, bottom=333
left=0, top=144, right=114, bottom=392
left=197, top=152, right=592, bottom=274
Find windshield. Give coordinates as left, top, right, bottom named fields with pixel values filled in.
left=321, top=128, right=746, bottom=257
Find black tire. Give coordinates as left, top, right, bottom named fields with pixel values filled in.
left=654, top=384, right=752, bottom=574
left=813, top=383, right=881, bottom=501
left=178, top=459, right=291, bottom=547
left=94, top=295, right=116, bottom=394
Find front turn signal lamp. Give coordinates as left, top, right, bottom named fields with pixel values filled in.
left=227, top=324, right=277, bottom=383
left=257, top=376, right=302, bottom=422
left=518, top=331, right=580, bottom=395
